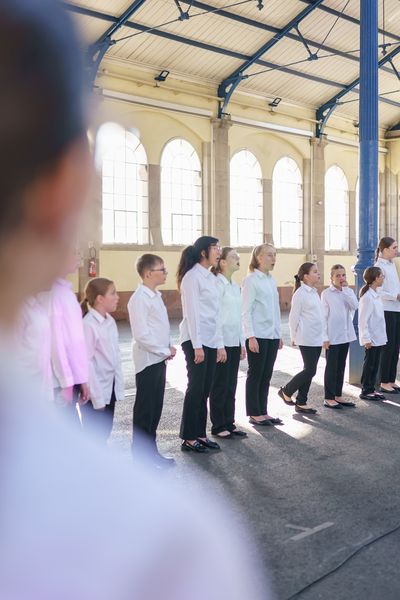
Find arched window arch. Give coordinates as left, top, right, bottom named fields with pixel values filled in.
left=161, top=138, right=202, bottom=245
left=272, top=156, right=303, bottom=248
left=325, top=165, right=349, bottom=251
left=98, top=123, right=149, bottom=244
left=230, top=150, right=263, bottom=246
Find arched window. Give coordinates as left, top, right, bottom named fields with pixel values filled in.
left=325, top=166, right=349, bottom=251
left=99, top=123, right=148, bottom=244
left=272, top=157, right=303, bottom=248
left=161, top=138, right=202, bottom=245
left=230, top=150, right=263, bottom=246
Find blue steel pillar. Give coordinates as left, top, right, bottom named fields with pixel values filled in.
left=349, top=0, right=379, bottom=384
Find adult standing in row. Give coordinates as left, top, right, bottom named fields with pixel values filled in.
left=177, top=236, right=226, bottom=453
left=242, top=244, right=283, bottom=426
left=209, top=247, right=247, bottom=439
left=374, top=237, right=400, bottom=394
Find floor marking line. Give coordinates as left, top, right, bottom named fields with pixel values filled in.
left=286, top=521, right=334, bottom=541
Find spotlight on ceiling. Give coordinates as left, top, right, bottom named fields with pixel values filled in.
left=257, top=0, right=264, bottom=9
left=154, top=70, right=170, bottom=83
left=268, top=97, right=282, bottom=109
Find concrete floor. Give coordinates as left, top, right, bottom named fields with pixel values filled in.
left=111, top=316, right=400, bottom=600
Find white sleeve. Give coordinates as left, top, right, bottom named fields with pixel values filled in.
left=181, top=274, right=203, bottom=349
left=321, top=291, right=329, bottom=342
left=50, top=300, right=74, bottom=389
left=342, top=287, right=359, bottom=311
left=241, top=277, right=256, bottom=339
left=288, top=290, right=303, bottom=344
left=111, top=320, right=125, bottom=402
left=83, top=319, right=105, bottom=409
left=129, top=295, right=170, bottom=358
left=215, top=278, right=225, bottom=349
left=358, top=295, right=373, bottom=345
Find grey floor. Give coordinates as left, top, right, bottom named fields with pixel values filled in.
left=111, top=315, right=400, bottom=600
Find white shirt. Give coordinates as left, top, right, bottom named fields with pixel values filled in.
left=128, top=284, right=171, bottom=375
left=14, top=297, right=54, bottom=403
left=358, top=287, right=388, bottom=347
left=179, top=263, right=224, bottom=349
left=83, top=309, right=124, bottom=409
left=39, top=279, right=88, bottom=389
left=289, top=283, right=326, bottom=347
left=241, top=269, right=281, bottom=340
left=321, top=285, right=358, bottom=345
left=375, top=257, right=400, bottom=312
left=216, top=274, right=244, bottom=348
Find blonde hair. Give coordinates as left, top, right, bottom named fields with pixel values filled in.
left=211, top=246, right=234, bottom=275
left=248, top=243, right=275, bottom=272
left=81, top=277, right=114, bottom=317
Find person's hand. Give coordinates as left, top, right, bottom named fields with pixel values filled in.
left=167, top=346, right=177, bottom=360
left=194, top=348, right=205, bottom=364
left=79, top=382, right=90, bottom=405
left=291, top=341, right=296, bottom=347
left=279, top=339, right=283, bottom=350
left=342, top=279, right=348, bottom=288
left=240, top=346, right=246, bottom=360
left=323, top=341, right=330, bottom=350
left=95, top=406, right=105, bottom=411
left=217, top=348, right=227, bottom=363
left=365, top=342, right=372, bottom=349
left=60, top=386, right=73, bottom=405
left=248, top=337, right=259, bottom=353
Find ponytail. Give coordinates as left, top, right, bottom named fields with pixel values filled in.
left=360, top=266, right=382, bottom=298
left=294, top=262, right=315, bottom=292
left=81, top=277, right=114, bottom=316
left=375, top=236, right=395, bottom=262
left=176, top=236, right=219, bottom=289
left=294, top=274, right=301, bottom=292
left=80, top=297, right=90, bottom=317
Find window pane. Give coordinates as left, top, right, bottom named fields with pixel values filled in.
left=230, top=150, right=263, bottom=246
left=325, top=166, right=349, bottom=251
left=272, top=157, right=303, bottom=249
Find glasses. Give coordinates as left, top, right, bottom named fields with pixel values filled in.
left=210, top=244, right=222, bottom=251
left=151, top=268, right=168, bottom=274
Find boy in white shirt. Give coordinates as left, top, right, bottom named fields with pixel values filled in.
left=128, top=254, right=176, bottom=466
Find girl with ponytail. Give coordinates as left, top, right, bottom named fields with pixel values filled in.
left=177, top=236, right=227, bottom=453
left=81, top=277, right=125, bottom=442
left=278, top=262, right=328, bottom=414
left=358, top=267, right=387, bottom=400
left=374, top=237, right=400, bottom=393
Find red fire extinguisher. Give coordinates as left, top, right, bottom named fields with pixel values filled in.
left=88, top=247, right=97, bottom=278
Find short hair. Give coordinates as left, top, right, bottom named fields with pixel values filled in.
left=136, top=254, right=163, bottom=278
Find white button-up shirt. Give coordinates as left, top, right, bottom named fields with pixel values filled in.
left=375, top=257, right=400, bottom=312
left=128, top=284, right=171, bottom=374
left=216, top=274, right=244, bottom=348
left=321, top=285, right=358, bottom=345
left=241, top=269, right=281, bottom=340
left=39, top=279, right=88, bottom=389
left=289, top=283, right=326, bottom=347
left=83, top=309, right=124, bottom=409
left=179, top=263, right=223, bottom=349
left=358, top=287, right=388, bottom=347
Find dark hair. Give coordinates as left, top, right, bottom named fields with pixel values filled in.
left=136, top=253, right=163, bottom=278
left=211, top=246, right=233, bottom=275
left=176, top=236, right=218, bottom=289
left=248, top=243, right=275, bottom=272
left=360, top=266, right=382, bottom=298
left=81, top=277, right=114, bottom=317
left=0, top=0, right=87, bottom=235
left=375, top=237, right=396, bottom=261
left=294, top=262, right=315, bottom=291
left=330, top=263, right=345, bottom=278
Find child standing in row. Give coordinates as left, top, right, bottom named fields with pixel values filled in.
left=81, top=278, right=124, bottom=443
left=358, top=266, right=387, bottom=401
left=128, top=254, right=176, bottom=466
left=322, top=264, right=358, bottom=408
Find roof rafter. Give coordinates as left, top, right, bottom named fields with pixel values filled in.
left=217, top=0, right=326, bottom=117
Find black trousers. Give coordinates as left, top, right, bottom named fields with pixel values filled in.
left=180, top=342, right=217, bottom=440
left=210, top=345, right=241, bottom=434
left=80, top=388, right=116, bottom=443
left=362, top=346, right=383, bottom=394
left=245, top=338, right=280, bottom=416
left=283, top=346, right=321, bottom=404
left=380, top=311, right=400, bottom=384
left=132, top=361, right=166, bottom=453
left=324, top=342, right=350, bottom=400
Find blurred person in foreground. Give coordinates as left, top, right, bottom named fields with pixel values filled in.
left=0, top=1, right=270, bottom=599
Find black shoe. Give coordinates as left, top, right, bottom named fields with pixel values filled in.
left=323, top=401, right=342, bottom=409
left=392, top=385, right=400, bottom=392
left=231, top=429, right=248, bottom=437
left=213, top=432, right=233, bottom=439
left=265, top=417, right=283, bottom=425
left=197, top=438, right=220, bottom=450
left=181, top=440, right=208, bottom=453
left=295, top=404, right=317, bottom=414
left=249, top=417, right=272, bottom=426
left=379, top=387, right=398, bottom=394
left=278, top=387, right=295, bottom=405
left=359, top=393, right=383, bottom=401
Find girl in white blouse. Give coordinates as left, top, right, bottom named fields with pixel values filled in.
left=358, top=266, right=387, bottom=400
left=209, top=247, right=247, bottom=439
left=374, top=237, right=400, bottom=393
left=81, top=278, right=124, bottom=443
left=321, top=264, right=358, bottom=408
left=242, top=243, right=283, bottom=426
left=177, top=236, right=226, bottom=453
left=279, top=263, right=328, bottom=414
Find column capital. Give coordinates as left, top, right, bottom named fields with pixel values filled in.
left=211, top=116, right=233, bottom=131
left=310, top=134, right=328, bottom=150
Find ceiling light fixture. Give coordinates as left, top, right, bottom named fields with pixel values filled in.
left=154, top=70, right=170, bottom=83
